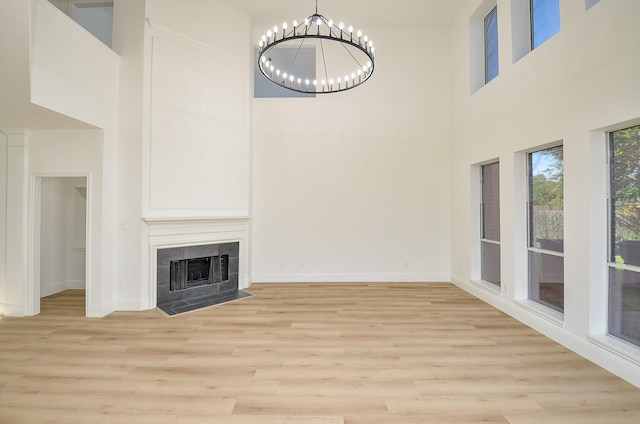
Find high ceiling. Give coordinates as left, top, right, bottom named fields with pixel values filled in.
left=224, top=0, right=467, bottom=28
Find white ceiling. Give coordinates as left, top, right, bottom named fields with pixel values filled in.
left=223, top=0, right=467, bottom=28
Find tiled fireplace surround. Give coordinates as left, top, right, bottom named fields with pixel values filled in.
left=156, top=242, right=239, bottom=305
left=145, top=217, right=249, bottom=309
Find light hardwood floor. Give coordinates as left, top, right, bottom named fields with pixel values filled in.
left=1, top=283, right=639, bottom=423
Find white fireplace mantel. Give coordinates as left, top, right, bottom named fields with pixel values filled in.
left=143, top=216, right=250, bottom=309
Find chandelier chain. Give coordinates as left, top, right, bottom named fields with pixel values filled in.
left=320, top=39, right=330, bottom=84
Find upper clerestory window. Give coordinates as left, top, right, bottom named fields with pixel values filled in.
left=484, top=6, right=499, bottom=84
left=530, top=0, right=561, bottom=49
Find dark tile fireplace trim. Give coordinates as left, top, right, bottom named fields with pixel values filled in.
left=156, top=242, right=239, bottom=306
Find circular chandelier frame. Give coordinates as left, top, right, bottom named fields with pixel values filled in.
left=257, top=7, right=375, bottom=95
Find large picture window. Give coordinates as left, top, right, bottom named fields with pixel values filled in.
left=608, top=125, right=640, bottom=347
left=481, top=162, right=501, bottom=285
left=528, top=145, right=564, bottom=312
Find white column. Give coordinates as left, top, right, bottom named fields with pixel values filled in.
left=2, top=129, right=34, bottom=316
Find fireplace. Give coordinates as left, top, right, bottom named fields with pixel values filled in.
left=156, top=242, right=239, bottom=306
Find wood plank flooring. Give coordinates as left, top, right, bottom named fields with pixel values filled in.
left=1, top=283, right=640, bottom=423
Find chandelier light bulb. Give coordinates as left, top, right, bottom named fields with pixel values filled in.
left=328, top=20, right=333, bottom=27
left=339, top=22, right=344, bottom=30
left=348, top=25, right=353, bottom=33
left=283, top=22, right=287, bottom=29
left=266, top=30, right=272, bottom=37
left=357, top=30, right=362, bottom=37
left=293, top=20, right=298, bottom=27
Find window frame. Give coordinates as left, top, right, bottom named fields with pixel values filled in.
left=529, top=0, right=561, bottom=50
left=470, top=0, right=498, bottom=93
left=483, top=6, right=499, bottom=84
left=526, top=144, right=565, bottom=313
left=606, top=125, right=640, bottom=348
left=480, top=161, right=501, bottom=286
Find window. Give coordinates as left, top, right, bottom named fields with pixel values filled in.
left=49, top=1, right=114, bottom=48
left=528, top=145, right=564, bottom=312
left=608, top=125, right=640, bottom=347
left=481, top=162, right=501, bottom=285
left=484, top=6, right=499, bottom=83
left=530, top=0, right=560, bottom=49
left=470, top=1, right=498, bottom=92
left=254, top=47, right=316, bottom=98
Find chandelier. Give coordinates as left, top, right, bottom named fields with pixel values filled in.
left=257, top=0, right=376, bottom=94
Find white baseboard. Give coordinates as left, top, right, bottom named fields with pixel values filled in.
left=251, top=272, right=450, bottom=283
left=86, top=300, right=115, bottom=318
left=41, top=280, right=85, bottom=298
left=2, top=303, right=27, bottom=317
left=116, top=298, right=151, bottom=311
left=450, top=274, right=640, bottom=389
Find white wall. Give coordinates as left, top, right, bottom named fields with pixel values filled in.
left=40, top=177, right=86, bottom=297
left=252, top=25, right=452, bottom=283
left=110, top=0, right=252, bottom=309
left=143, top=0, right=251, bottom=218
left=30, top=0, right=119, bottom=129
left=111, top=0, right=146, bottom=311
left=29, top=129, right=107, bottom=316
left=449, top=0, right=640, bottom=387
left=8, top=0, right=120, bottom=317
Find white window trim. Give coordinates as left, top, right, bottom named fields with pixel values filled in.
left=470, top=0, right=499, bottom=93
left=522, top=142, right=565, bottom=317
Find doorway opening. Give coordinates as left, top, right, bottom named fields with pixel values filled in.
left=34, top=176, right=88, bottom=316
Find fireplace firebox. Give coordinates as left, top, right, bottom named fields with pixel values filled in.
left=170, top=255, right=229, bottom=291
